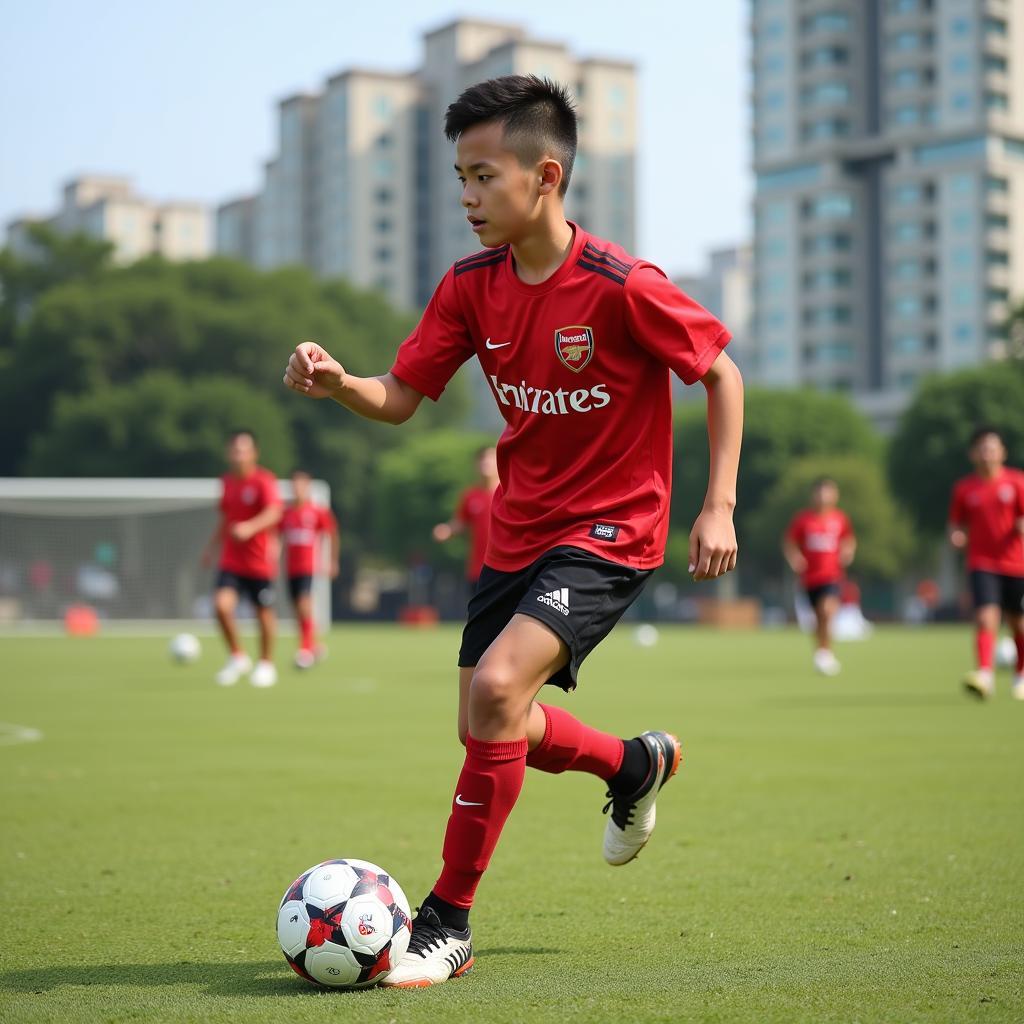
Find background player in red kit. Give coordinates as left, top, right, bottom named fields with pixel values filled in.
left=783, top=477, right=856, bottom=676
left=948, top=426, right=1024, bottom=700
left=433, top=445, right=499, bottom=587
left=201, top=429, right=282, bottom=688
left=283, top=75, right=744, bottom=986
left=280, top=469, right=339, bottom=669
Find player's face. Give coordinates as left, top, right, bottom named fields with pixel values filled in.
left=477, top=447, right=497, bottom=479
left=813, top=482, right=838, bottom=509
left=292, top=473, right=311, bottom=503
left=971, top=434, right=1006, bottom=469
left=455, top=121, right=549, bottom=247
left=227, top=435, right=257, bottom=473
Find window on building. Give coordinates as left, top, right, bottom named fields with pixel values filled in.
left=951, top=247, right=972, bottom=269
left=375, top=187, right=393, bottom=203
left=802, top=118, right=850, bottom=141
left=951, top=209, right=973, bottom=231
left=891, top=222, right=922, bottom=243
left=893, top=259, right=921, bottom=279
left=951, top=92, right=972, bottom=112
left=805, top=268, right=852, bottom=288
left=804, top=232, right=851, bottom=254
left=893, top=335, right=923, bottom=354
left=985, top=54, right=1008, bottom=73
left=949, top=16, right=971, bottom=37
left=986, top=92, right=1009, bottom=111
left=374, top=94, right=393, bottom=119
left=893, top=295, right=921, bottom=317
left=986, top=249, right=1009, bottom=266
left=801, top=46, right=848, bottom=69
left=376, top=217, right=392, bottom=233
left=764, top=90, right=785, bottom=111
left=986, top=176, right=1009, bottom=193
left=949, top=53, right=972, bottom=75
left=988, top=287, right=1010, bottom=304
left=802, top=81, right=851, bottom=106
left=949, top=172, right=974, bottom=194
left=375, top=247, right=392, bottom=263
left=806, top=193, right=854, bottom=219
left=803, top=12, right=850, bottom=33
left=984, top=17, right=1007, bottom=37
left=951, top=283, right=974, bottom=307
left=893, top=31, right=932, bottom=51
left=609, top=84, right=627, bottom=109
left=953, top=324, right=973, bottom=344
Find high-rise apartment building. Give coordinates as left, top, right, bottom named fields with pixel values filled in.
left=6, top=176, right=210, bottom=263
left=217, top=18, right=636, bottom=311
left=751, top=0, right=1023, bottom=425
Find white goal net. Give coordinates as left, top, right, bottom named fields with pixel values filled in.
left=0, top=478, right=332, bottom=629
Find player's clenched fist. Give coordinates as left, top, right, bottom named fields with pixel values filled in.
left=283, top=342, right=346, bottom=399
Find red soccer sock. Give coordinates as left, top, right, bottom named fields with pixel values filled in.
left=976, top=628, right=995, bottom=671
left=525, top=703, right=624, bottom=780
left=299, top=616, right=315, bottom=651
left=432, top=735, right=528, bottom=910
left=1016, top=632, right=1024, bottom=674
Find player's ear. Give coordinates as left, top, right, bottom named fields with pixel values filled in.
left=538, top=158, right=563, bottom=197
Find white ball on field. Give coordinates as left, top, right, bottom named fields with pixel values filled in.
left=996, top=635, right=1016, bottom=668
left=169, top=633, right=201, bottom=663
left=634, top=624, right=659, bottom=648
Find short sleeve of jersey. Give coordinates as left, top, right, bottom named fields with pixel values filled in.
left=948, top=481, right=966, bottom=525
left=391, top=268, right=475, bottom=401
left=623, top=266, right=731, bottom=385
left=261, top=472, right=281, bottom=510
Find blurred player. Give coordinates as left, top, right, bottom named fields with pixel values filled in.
left=281, top=469, right=339, bottom=669
left=783, top=477, right=856, bottom=676
left=433, top=445, right=498, bottom=588
left=201, top=429, right=282, bottom=688
left=948, top=426, right=1024, bottom=700
left=283, top=75, right=743, bottom=986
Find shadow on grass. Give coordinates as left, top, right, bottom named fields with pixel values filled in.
left=0, top=960, right=367, bottom=999
left=760, top=693, right=964, bottom=709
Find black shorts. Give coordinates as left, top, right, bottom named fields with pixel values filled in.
left=458, top=545, right=653, bottom=692
left=805, top=581, right=841, bottom=607
left=215, top=570, right=276, bottom=608
left=288, top=574, right=313, bottom=602
left=969, top=570, right=1024, bottom=614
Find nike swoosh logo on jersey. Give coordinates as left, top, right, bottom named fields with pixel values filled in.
left=484, top=337, right=512, bottom=350
left=455, top=794, right=484, bottom=807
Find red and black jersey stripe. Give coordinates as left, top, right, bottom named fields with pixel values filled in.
left=578, top=242, right=633, bottom=286
left=454, top=245, right=509, bottom=276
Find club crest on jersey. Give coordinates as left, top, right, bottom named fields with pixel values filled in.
left=555, top=325, right=594, bottom=373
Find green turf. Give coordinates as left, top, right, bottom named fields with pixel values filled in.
left=1, top=624, right=1022, bottom=1023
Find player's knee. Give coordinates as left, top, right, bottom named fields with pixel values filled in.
left=469, top=661, right=520, bottom=716
left=213, top=590, right=234, bottom=615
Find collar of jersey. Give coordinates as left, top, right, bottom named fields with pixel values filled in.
left=502, top=221, right=587, bottom=296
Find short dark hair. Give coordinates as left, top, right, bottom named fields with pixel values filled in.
left=444, top=75, right=578, bottom=197
left=228, top=428, right=257, bottom=445
left=812, top=476, right=836, bottom=490
left=291, top=467, right=311, bottom=478
left=970, top=426, right=1003, bottom=447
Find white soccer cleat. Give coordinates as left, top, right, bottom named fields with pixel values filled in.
left=215, top=653, right=252, bottom=686
left=293, top=648, right=316, bottom=670
left=1011, top=675, right=1024, bottom=701
left=249, top=660, right=278, bottom=688
left=813, top=648, right=841, bottom=676
left=603, top=731, right=682, bottom=866
left=962, top=669, right=994, bottom=700
left=378, top=906, right=474, bottom=988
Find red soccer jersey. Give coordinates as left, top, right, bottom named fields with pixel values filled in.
left=786, top=508, right=854, bottom=588
left=456, top=485, right=494, bottom=581
left=948, top=468, right=1024, bottom=576
left=281, top=502, right=338, bottom=577
left=219, top=467, right=281, bottom=578
left=391, top=225, right=730, bottom=571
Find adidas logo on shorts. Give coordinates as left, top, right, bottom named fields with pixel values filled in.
left=537, top=587, right=571, bottom=616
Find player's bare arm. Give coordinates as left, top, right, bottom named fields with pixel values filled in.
left=433, top=519, right=466, bottom=543
left=232, top=503, right=283, bottom=543
left=283, top=341, right=423, bottom=424
left=840, top=535, right=857, bottom=567
left=689, top=350, right=743, bottom=581
left=782, top=537, right=808, bottom=575
left=201, top=519, right=225, bottom=568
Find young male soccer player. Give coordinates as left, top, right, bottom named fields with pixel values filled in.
left=201, top=429, right=282, bottom=688
left=433, top=445, right=499, bottom=587
left=783, top=478, right=856, bottom=676
left=283, top=75, right=743, bottom=986
left=948, top=426, right=1024, bottom=700
left=280, top=469, right=339, bottom=669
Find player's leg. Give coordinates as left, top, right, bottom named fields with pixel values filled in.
left=213, top=575, right=252, bottom=685
left=292, top=579, right=318, bottom=669
left=1002, top=575, right=1024, bottom=700
left=383, top=614, right=566, bottom=988
left=812, top=587, right=841, bottom=676
left=965, top=571, right=999, bottom=698
left=249, top=578, right=278, bottom=688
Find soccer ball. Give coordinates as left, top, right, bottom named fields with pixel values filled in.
left=996, top=635, right=1016, bottom=668
left=169, top=633, right=201, bottom=663
left=633, top=623, right=659, bottom=647
left=276, top=858, right=413, bottom=988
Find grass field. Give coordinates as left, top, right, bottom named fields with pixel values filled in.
left=1, top=624, right=1022, bottom=1023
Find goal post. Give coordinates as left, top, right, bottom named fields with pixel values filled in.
left=0, top=477, right=332, bottom=629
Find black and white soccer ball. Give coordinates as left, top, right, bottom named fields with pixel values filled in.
left=276, top=858, right=412, bottom=988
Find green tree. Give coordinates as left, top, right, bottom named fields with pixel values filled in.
left=889, top=362, right=1024, bottom=534
left=671, top=389, right=882, bottom=576
left=750, top=455, right=913, bottom=582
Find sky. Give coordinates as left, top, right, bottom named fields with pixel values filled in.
left=1, top=0, right=751, bottom=276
